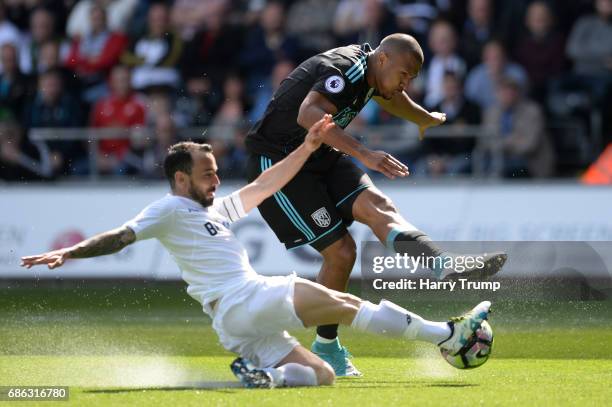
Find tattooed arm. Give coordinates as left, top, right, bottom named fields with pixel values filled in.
left=20, top=226, right=136, bottom=269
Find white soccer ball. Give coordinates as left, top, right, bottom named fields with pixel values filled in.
left=440, top=320, right=493, bottom=369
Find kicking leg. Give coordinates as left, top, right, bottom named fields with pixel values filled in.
left=352, top=186, right=507, bottom=280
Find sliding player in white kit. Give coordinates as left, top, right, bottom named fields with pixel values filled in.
left=21, top=115, right=492, bottom=388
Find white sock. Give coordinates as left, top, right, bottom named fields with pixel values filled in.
left=315, top=334, right=337, bottom=344
left=270, top=363, right=318, bottom=387
left=415, top=320, right=452, bottom=344
left=351, top=300, right=451, bottom=344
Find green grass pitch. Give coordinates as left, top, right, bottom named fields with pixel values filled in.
left=1, top=284, right=611, bottom=406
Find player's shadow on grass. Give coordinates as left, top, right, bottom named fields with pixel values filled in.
left=84, top=381, right=479, bottom=393
left=84, top=381, right=243, bottom=394
left=338, top=381, right=479, bottom=389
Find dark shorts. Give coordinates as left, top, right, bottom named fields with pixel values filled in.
left=246, top=149, right=371, bottom=251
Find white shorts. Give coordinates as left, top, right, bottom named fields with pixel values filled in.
left=211, top=273, right=306, bottom=368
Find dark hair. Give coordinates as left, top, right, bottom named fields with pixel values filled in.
left=163, top=141, right=213, bottom=189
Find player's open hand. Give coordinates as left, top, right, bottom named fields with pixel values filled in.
left=304, top=114, right=335, bottom=152
left=418, top=111, right=446, bottom=140
left=361, top=150, right=409, bottom=179
left=20, top=249, right=71, bottom=269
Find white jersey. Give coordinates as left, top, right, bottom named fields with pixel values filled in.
left=123, top=191, right=259, bottom=311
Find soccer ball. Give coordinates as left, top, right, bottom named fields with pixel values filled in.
left=440, top=320, right=493, bottom=369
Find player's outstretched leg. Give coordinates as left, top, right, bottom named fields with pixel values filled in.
left=352, top=187, right=508, bottom=280
left=294, top=279, right=490, bottom=364
left=230, top=279, right=492, bottom=389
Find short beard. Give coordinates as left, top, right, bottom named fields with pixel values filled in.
left=188, top=179, right=214, bottom=207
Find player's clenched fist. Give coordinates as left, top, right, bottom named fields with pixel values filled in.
left=304, top=114, right=335, bottom=152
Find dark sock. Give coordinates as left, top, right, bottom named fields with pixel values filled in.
left=391, top=229, right=444, bottom=258
left=316, top=324, right=339, bottom=340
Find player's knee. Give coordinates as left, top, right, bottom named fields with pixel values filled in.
left=370, top=193, right=396, bottom=214
left=338, top=301, right=360, bottom=325
left=359, top=192, right=397, bottom=221
left=335, top=240, right=357, bottom=267
left=324, top=290, right=362, bottom=325
left=346, top=292, right=363, bottom=308
left=314, top=361, right=335, bottom=385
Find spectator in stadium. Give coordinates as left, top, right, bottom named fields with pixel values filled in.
left=170, top=0, right=229, bottom=40
left=465, top=40, right=528, bottom=109
left=239, top=0, right=301, bottom=94
left=212, top=73, right=250, bottom=139
left=19, top=7, right=68, bottom=74
left=567, top=0, right=612, bottom=77
left=433, top=0, right=468, bottom=30
left=248, top=59, right=295, bottom=123
left=23, top=68, right=85, bottom=176
left=424, top=19, right=466, bottom=108
left=333, top=0, right=365, bottom=38
left=460, top=0, right=495, bottom=69
left=67, top=0, right=139, bottom=38
left=393, top=0, right=439, bottom=45
left=0, top=120, right=53, bottom=181
left=285, top=0, right=338, bottom=54
left=2, top=0, right=31, bottom=32
left=217, top=123, right=248, bottom=179
left=434, top=72, right=482, bottom=126
left=120, top=1, right=182, bottom=92
left=89, top=65, right=145, bottom=175
left=0, top=2, right=21, bottom=52
left=563, top=0, right=612, bottom=108
left=335, top=0, right=398, bottom=46
left=5, top=0, right=69, bottom=34
left=513, top=1, right=566, bottom=105
left=0, top=43, right=31, bottom=120
left=179, top=4, right=243, bottom=99
left=174, top=77, right=216, bottom=127
left=65, top=4, right=128, bottom=103
left=416, top=71, right=480, bottom=176
left=483, top=76, right=554, bottom=178
left=122, top=110, right=177, bottom=178
left=37, top=40, right=81, bottom=97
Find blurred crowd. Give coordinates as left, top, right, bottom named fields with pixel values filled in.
left=0, top=0, right=610, bottom=181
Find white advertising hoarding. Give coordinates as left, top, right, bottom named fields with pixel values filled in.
left=1, top=183, right=611, bottom=279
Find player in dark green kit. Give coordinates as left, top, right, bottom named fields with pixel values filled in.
left=246, top=33, right=506, bottom=376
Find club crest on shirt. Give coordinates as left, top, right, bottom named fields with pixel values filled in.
left=311, top=207, right=331, bottom=228
left=333, top=106, right=358, bottom=128
left=325, top=75, right=345, bottom=93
